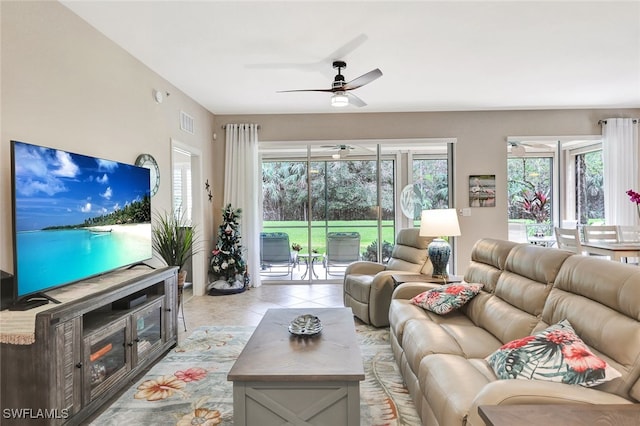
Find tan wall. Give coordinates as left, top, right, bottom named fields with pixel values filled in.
left=1, top=1, right=218, bottom=292
left=215, top=109, right=640, bottom=273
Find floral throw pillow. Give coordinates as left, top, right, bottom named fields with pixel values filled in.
left=486, top=319, right=621, bottom=387
left=410, top=283, right=483, bottom=315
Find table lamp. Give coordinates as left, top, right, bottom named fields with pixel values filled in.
left=419, top=208, right=461, bottom=278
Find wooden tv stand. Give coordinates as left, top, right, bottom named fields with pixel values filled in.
left=0, top=266, right=178, bottom=425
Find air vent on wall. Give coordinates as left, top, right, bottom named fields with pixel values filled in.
left=180, top=111, right=195, bottom=134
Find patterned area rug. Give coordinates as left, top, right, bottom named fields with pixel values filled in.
left=91, top=324, right=421, bottom=425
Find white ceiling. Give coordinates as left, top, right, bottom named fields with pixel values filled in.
left=61, top=1, right=640, bottom=115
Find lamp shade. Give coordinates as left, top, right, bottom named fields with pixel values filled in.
left=419, top=208, right=460, bottom=278
left=419, top=208, right=461, bottom=237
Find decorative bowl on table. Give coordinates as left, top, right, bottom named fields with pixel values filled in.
left=288, top=314, right=322, bottom=336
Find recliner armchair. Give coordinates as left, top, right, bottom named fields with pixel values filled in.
left=343, top=228, right=432, bottom=327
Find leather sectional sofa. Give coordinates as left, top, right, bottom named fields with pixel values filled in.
left=389, top=238, right=640, bottom=426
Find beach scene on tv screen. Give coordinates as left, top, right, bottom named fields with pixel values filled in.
left=13, top=141, right=152, bottom=296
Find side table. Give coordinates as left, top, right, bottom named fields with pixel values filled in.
left=391, top=274, right=462, bottom=288
left=297, top=253, right=324, bottom=279
left=478, top=404, right=640, bottom=426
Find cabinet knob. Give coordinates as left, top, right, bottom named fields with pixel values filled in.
left=75, top=362, right=83, bottom=368
left=127, top=342, right=134, bottom=347
left=166, top=308, right=172, bottom=312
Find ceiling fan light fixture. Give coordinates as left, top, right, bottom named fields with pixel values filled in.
left=331, top=91, right=349, bottom=107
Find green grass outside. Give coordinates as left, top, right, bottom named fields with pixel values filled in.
left=262, top=220, right=397, bottom=254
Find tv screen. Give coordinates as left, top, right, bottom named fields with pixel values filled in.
left=11, top=140, right=152, bottom=301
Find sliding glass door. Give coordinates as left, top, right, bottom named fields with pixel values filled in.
left=261, top=140, right=453, bottom=283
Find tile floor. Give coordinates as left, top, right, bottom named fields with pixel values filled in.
left=177, top=282, right=345, bottom=342
left=87, top=282, right=346, bottom=423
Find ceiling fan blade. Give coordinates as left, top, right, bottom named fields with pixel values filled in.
left=344, top=68, right=383, bottom=90
left=327, top=34, right=368, bottom=63
left=346, top=92, right=367, bottom=107
left=277, top=88, right=334, bottom=93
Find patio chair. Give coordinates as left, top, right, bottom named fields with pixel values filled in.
left=554, top=227, right=583, bottom=254
left=260, top=232, right=295, bottom=278
left=324, top=232, right=361, bottom=276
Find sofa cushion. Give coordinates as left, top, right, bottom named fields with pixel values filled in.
left=410, top=283, right=483, bottom=315
left=466, top=243, right=573, bottom=344
left=418, top=354, right=495, bottom=426
left=402, top=317, right=503, bottom=376
left=343, top=274, right=374, bottom=302
left=389, top=299, right=428, bottom=340
left=486, top=319, right=621, bottom=387
left=463, top=238, right=519, bottom=293
left=386, top=229, right=430, bottom=271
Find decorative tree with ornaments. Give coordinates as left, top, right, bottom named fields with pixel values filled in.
left=209, top=204, right=249, bottom=292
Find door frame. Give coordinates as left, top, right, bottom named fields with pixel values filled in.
left=170, top=138, right=206, bottom=296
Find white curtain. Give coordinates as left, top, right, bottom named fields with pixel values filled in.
left=602, top=118, right=639, bottom=226
left=224, top=124, right=262, bottom=287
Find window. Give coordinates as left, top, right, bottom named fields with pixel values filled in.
left=574, top=149, right=604, bottom=225
left=172, top=147, right=193, bottom=222
left=508, top=156, right=553, bottom=223
left=507, top=138, right=602, bottom=243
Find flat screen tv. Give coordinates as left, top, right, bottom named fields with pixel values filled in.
left=10, top=140, right=152, bottom=308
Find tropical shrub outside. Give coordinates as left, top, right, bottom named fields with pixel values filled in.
left=508, top=157, right=552, bottom=224
left=508, top=150, right=604, bottom=234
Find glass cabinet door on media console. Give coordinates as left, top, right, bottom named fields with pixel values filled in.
left=83, top=317, right=130, bottom=405
left=131, top=298, right=164, bottom=366
left=82, top=296, right=166, bottom=405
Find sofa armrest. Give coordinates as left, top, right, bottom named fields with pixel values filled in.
left=366, top=271, right=397, bottom=327
left=391, top=282, right=440, bottom=300
left=466, top=380, right=634, bottom=426
left=344, top=261, right=386, bottom=276
left=368, top=271, right=436, bottom=327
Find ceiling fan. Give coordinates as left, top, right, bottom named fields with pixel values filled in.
left=319, top=144, right=376, bottom=159
left=509, top=141, right=556, bottom=155
left=321, top=144, right=353, bottom=159
left=278, top=61, right=382, bottom=108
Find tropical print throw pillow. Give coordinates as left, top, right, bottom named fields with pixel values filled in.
left=486, top=319, right=621, bottom=387
left=410, top=283, right=483, bottom=315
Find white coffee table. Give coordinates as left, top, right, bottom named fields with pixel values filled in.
left=227, top=307, right=364, bottom=426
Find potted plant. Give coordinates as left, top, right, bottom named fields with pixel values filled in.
left=152, top=210, right=199, bottom=288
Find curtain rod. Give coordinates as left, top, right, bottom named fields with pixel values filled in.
left=220, top=124, right=261, bottom=129
left=598, top=119, right=638, bottom=125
